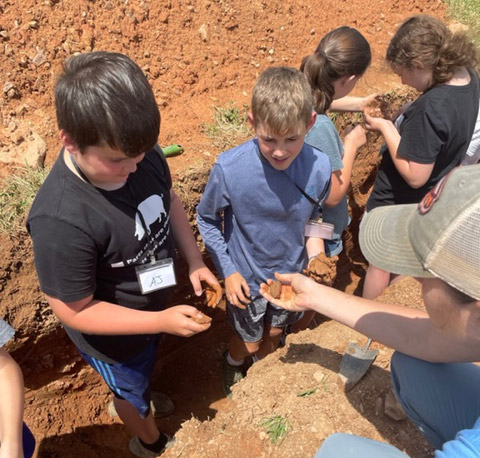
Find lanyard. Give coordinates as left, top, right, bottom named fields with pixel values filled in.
left=255, top=143, right=324, bottom=215
left=282, top=171, right=324, bottom=217
left=69, top=151, right=157, bottom=262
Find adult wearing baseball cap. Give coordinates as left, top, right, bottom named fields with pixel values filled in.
left=260, top=164, right=480, bottom=457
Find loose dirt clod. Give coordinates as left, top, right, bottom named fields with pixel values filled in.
left=267, top=280, right=294, bottom=301
left=190, top=312, right=212, bottom=324
left=204, top=283, right=223, bottom=308
left=269, top=280, right=282, bottom=299
left=306, top=252, right=338, bottom=286
left=364, top=90, right=417, bottom=121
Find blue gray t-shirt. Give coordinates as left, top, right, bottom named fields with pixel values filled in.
left=305, top=114, right=349, bottom=240
left=197, top=138, right=331, bottom=297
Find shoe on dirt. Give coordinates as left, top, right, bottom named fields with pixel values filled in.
left=108, top=391, right=175, bottom=419
left=222, top=351, right=246, bottom=398
left=128, top=434, right=174, bottom=458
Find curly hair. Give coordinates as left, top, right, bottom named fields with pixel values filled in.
left=387, top=15, right=477, bottom=87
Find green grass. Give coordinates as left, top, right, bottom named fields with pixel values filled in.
left=261, top=415, right=291, bottom=444
left=445, top=0, right=480, bottom=45
left=202, top=101, right=252, bottom=150
left=297, top=387, right=318, bottom=397
left=0, top=165, right=49, bottom=235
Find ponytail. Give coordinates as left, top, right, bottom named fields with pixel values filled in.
left=301, top=26, right=371, bottom=113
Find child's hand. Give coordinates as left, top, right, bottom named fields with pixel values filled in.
left=358, top=93, right=381, bottom=111
left=344, top=124, right=367, bottom=151
left=189, top=263, right=222, bottom=302
left=159, top=305, right=212, bottom=337
left=363, top=110, right=391, bottom=133
left=260, top=273, right=316, bottom=312
left=203, top=282, right=223, bottom=308
left=225, top=272, right=251, bottom=309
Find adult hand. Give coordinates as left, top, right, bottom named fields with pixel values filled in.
left=225, top=272, right=251, bottom=309
left=260, top=272, right=317, bottom=312
left=158, top=305, right=212, bottom=337
left=344, top=124, right=367, bottom=151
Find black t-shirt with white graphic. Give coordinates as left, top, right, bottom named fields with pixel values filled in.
left=27, top=147, right=176, bottom=363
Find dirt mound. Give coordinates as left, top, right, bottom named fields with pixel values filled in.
left=166, top=278, right=429, bottom=458
left=0, top=0, right=448, bottom=456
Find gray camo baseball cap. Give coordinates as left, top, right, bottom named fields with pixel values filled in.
left=359, top=164, right=480, bottom=300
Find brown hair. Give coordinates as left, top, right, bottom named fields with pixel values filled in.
left=387, top=15, right=477, bottom=88
left=300, top=26, right=371, bottom=114
left=251, top=66, right=313, bottom=134
left=56, top=51, right=160, bottom=157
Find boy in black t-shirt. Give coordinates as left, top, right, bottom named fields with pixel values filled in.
left=27, top=52, right=221, bottom=458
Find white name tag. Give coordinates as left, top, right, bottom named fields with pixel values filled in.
left=135, top=258, right=176, bottom=294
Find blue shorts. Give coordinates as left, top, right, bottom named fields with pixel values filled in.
left=227, top=296, right=303, bottom=342
left=79, top=337, right=160, bottom=418
left=23, top=422, right=35, bottom=458
left=324, top=237, right=343, bottom=257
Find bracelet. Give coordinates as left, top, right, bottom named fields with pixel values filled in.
left=308, top=254, right=319, bottom=262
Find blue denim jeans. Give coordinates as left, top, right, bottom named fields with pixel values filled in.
left=315, top=352, right=480, bottom=457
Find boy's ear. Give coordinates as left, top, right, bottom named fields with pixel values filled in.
left=60, top=130, right=81, bottom=156
left=248, top=112, right=256, bottom=129
left=306, top=111, right=317, bottom=132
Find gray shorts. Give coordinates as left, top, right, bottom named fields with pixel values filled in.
left=227, top=296, right=304, bottom=342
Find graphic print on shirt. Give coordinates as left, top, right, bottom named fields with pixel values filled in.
left=134, top=194, right=167, bottom=240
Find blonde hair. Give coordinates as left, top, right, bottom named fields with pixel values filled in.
left=387, top=15, right=477, bottom=87
left=251, top=67, right=313, bottom=134
left=301, top=26, right=371, bottom=114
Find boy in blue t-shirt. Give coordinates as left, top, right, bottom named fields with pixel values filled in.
left=197, top=67, right=335, bottom=396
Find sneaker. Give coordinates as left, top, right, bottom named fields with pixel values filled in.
left=108, top=391, right=175, bottom=419
left=279, top=324, right=292, bottom=348
left=222, top=351, right=245, bottom=398
left=128, top=435, right=174, bottom=458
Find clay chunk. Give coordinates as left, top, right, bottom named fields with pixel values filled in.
left=191, top=312, right=212, bottom=324
left=204, top=283, right=223, bottom=308
left=268, top=281, right=294, bottom=302
left=306, top=252, right=338, bottom=286
left=269, top=280, right=282, bottom=299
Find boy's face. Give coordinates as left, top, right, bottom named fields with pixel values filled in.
left=62, top=132, right=144, bottom=189
left=251, top=113, right=316, bottom=171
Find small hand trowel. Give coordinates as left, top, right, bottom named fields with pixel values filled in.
left=337, top=338, right=378, bottom=391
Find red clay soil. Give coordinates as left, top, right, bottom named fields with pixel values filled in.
left=0, top=0, right=449, bottom=457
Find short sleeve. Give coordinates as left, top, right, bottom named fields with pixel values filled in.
left=29, top=216, right=98, bottom=302
left=397, top=99, right=447, bottom=164
left=155, top=145, right=173, bottom=190
left=305, top=116, right=344, bottom=172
